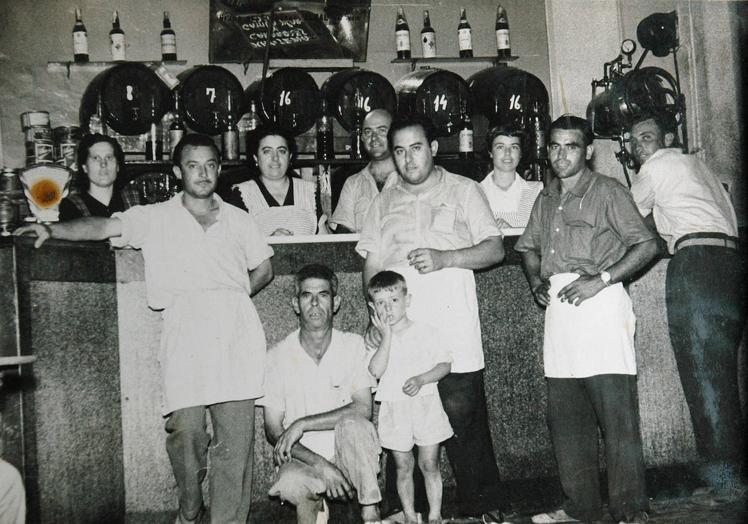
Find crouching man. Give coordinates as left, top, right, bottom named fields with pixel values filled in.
left=259, top=264, right=383, bottom=524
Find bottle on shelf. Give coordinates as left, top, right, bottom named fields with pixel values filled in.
left=350, top=90, right=365, bottom=160
left=495, top=5, right=511, bottom=58
left=238, top=99, right=262, bottom=157
left=110, top=10, right=126, bottom=61
left=316, top=99, right=334, bottom=161
left=458, top=100, right=474, bottom=159
left=421, top=10, right=436, bottom=59
left=88, top=93, right=107, bottom=135
left=160, top=11, right=177, bottom=62
left=222, top=94, right=239, bottom=161
left=145, top=97, right=163, bottom=161
left=72, top=7, right=88, bottom=63
left=457, top=8, right=473, bottom=59
left=168, top=91, right=185, bottom=157
left=395, top=6, right=411, bottom=60
left=527, top=100, right=547, bottom=182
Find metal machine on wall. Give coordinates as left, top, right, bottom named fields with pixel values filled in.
left=586, top=11, right=686, bottom=186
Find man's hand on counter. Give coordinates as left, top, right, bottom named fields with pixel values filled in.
left=13, top=223, right=52, bottom=248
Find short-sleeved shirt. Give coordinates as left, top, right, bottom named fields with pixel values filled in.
left=356, top=167, right=501, bottom=268
left=630, top=148, right=737, bottom=254
left=110, top=193, right=274, bottom=414
left=330, top=166, right=397, bottom=232
left=375, top=321, right=452, bottom=402
left=479, top=172, right=543, bottom=228
left=515, top=169, right=656, bottom=278
left=231, top=177, right=318, bottom=236
left=258, top=329, right=376, bottom=460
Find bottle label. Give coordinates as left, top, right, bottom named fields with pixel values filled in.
left=496, top=29, right=510, bottom=50
left=459, top=128, right=474, bottom=152
left=396, top=30, right=410, bottom=51
left=421, top=33, right=436, bottom=58
left=154, top=65, right=180, bottom=89
left=169, top=129, right=184, bottom=154
left=223, top=130, right=239, bottom=160
left=73, top=31, right=88, bottom=54
left=110, top=34, right=126, bottom=60
left=458, top=28, right=472, bottom=51
left=161, top=34, right=177, bottom=55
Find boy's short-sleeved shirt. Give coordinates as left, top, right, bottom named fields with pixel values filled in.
left=374, top=321, right=452, bottom=402
left=258, top=329, right=375, bottom=460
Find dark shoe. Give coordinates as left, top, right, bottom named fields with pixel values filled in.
left=531, top=509, right=580, bottom=523
left=618, top=510, right=649, bottom=523
left=480, top=509, right=509, bottom=523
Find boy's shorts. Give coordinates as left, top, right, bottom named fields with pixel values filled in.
left=377, top=393, right=453, bottom=452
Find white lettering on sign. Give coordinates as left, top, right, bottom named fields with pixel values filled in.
left=509, top=94, right=522, bottom=111
left=126, top=85, right=134, bottom=101
left=433, top=94, right=448, bottom=112
left=279, top=90, right=292, bottom=106
left=358, top=96, right=371, bottom=112
left=206, top=87, right=216, bottom=104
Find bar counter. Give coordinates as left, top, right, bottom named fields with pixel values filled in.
left=1, top=234, right=708, bottom=521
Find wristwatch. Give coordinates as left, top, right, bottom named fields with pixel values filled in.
left=600, top=271, right=612, bottom=286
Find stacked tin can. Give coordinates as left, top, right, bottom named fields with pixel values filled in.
left=21, top=111, right=54, bottom=165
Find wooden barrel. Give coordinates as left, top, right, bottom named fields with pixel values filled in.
left=244, top=68, right=321, bottom=136
left=320, top=69, right=397, bottom=132
left=467, top=66, right=549, bottom=128
left=395, top=69, right=472, bottom=137
left=80, top=63, right=170, bottom=135
left=177, top=66, right=245, bottom=135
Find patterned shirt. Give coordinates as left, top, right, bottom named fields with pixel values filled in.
left=330, top=165, right=397, bottom=232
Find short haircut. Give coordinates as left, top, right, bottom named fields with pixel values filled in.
left=172, top=133, right=221, bottom=168
left=367, top=270, right=407, bottom=300
left=486, top=124, right=525, bottom=153
left=77, top=133, right=126, bottom=190
left=387, top=113, right=437, bottom=152
left=629, top=110, right=677, bottom=134
left=549, top=114, right=594, bottom=147
left=249, top=125, right=298, bottom=163
left=294, top=264, right=338, bottom=296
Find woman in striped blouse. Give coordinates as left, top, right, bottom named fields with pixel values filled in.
left=479, top=124, right=543, bottom=231
left=230, top=126, right=321, bottom=236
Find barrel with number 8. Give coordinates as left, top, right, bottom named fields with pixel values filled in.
left=320, top=69, right=397, bottom=132
left=244, top=68, right=321, bottom=136
left=395, top=69, right=472, bottom=137
left=80, top=63, right=170, bottom=135
left=467, top=66, right=549, bottom=128
left=177, top=66, right=245, bottom=135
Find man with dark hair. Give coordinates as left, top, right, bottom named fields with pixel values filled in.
left=628, top=112, right=745, bottom=491
left=15, top=134, right=274, bottom=524
left=259, top=264, right=382, bottom=524
left=357, top=115, right=507, bottom=522
left=516, top=115, right=659, bottom=524
left=330, top=109, right=398, bottom=233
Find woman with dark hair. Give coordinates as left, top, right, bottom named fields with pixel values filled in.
left=479, top=124, right=543, bottom=230
left=230, top=126, right=322, bottom=236
left=58, top=133, right=126, bottom=221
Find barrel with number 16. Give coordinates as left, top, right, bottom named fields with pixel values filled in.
left=320, top=69, right=397, bottom=131
left=467, top=66, right=549, bottom=128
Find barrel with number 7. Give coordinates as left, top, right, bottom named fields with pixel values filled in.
left=395, top=69, right=472, bottom=137
left=320, top=69, right=397, bottom=131
left=244, top=68, right=321, bottom=136
left=177, top=65, right=245, bottom=135
left=467, top=66, right=549, bottom=128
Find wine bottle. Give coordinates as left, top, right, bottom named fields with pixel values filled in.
left=168, top=92, right=185, bottom=157
left=458, top=101, right=474, bottom=159
left=527, top=100, right=547, bottom=181
left=495, top=5, right=511, bottom=58
left=457, top=8, right=473, bottom=58
left=421, top=10, right=436, bottom=58
left=222, top=94, right=239, bottom=161
left=395, top=7, right=411, bottom=60
left=72, top=7, right=88, bottom=63
left=239, top=99, right=262, bottom=156
left=110, top=10, right=126, bottom=61
left=316, top=99, right=334, bottom=161
left=160, top=11, right=177, bottom=62
left=145, top=97, right=163, bottom=161
left=350, top=90, right=365, bottom=160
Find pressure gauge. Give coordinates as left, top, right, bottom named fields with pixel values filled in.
left=621, top=39, right=637, bottom=57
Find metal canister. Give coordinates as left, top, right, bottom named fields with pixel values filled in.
left=53, top=126, right=82, bottom=170
left=0, top=167, right=21, bottom=193
left=20, top=111, right=50, bottom=130
left=21, top=111, right=54, bottom=165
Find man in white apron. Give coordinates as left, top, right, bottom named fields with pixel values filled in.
left=357, top=115, right=507, bottom=523
left=15, top=134, right=275, bottom=524
left=515, top=115, right=659, bottom=524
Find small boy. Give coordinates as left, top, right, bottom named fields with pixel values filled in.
left=367, top=270, right=453, bottom=524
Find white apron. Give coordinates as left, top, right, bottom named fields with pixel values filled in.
left=544, top=273, right=637, bottom=378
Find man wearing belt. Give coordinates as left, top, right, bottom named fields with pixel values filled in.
left=628, top=112, right=745, bottom=490
left=330, top=109, right=398, bottom=233
left=516, top=115, right=659, bottom=524
left=357, top=115, right=507, bottom=523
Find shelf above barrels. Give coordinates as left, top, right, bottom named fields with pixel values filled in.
left=391, top=56, right=518, bottom=71
left=47, top=60, right=188, bottom=78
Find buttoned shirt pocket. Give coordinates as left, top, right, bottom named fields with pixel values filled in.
left=431, top=204, right=457, bottom=234
left=561, top=208, right=596, bottom=265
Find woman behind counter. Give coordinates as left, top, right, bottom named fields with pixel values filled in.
left=229, top=126, right=324, bottom=236
left=59, top=133, right=127, bottom=221
left=479, top=124, right=543, bottom=230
